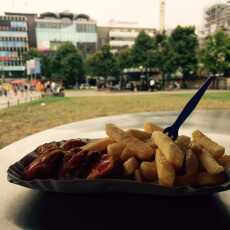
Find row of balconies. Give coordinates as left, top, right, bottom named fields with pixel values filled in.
left=0, top=27, right=27, bottom=32
left=0, top=16, right=27, bottom=21
left=0, top=37, right=28, bottom=41
left=0, top=59, right=24, bottom=63
left=0, top=47, right=28, bottom=51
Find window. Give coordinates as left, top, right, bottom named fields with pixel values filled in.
left=76, top=24, right=96, bottom=33
left=11, top=21, right=27, bottom=29
left=37, top=22, right=61, bottom=29
left=110, top=37, right=135, bottom=41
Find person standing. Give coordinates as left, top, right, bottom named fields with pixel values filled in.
left=13, top=85, right=18, bottom=96
left=44, top=81, right=51, bottom=93
left=51, top=81, right=56, bottom=93
left=149, top=79, right=155, bottom=91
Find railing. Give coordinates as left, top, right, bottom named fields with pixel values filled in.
left=0, top=92, right=42, bottom=109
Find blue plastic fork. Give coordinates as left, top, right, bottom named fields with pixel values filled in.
left=163, top=76, right=215, bottom=140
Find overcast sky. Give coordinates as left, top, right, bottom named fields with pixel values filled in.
left=0, top=0, right=225, bottom=29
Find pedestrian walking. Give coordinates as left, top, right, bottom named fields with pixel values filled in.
left=13, top=85, right=18, bottom=96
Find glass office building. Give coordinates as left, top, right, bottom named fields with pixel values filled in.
left=0, top=15, right=28, bottom=77
left=36, top=12, right=97, bottom=56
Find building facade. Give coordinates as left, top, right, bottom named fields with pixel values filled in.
left=204, top=1, right=230, bottom=35
left=0, top=15, right=29, bottom=78
left=97, top=25, right=157, bottom=52
left=5, top=12, right=37, bottom=48
left=35, top=12, right=97, bottom=56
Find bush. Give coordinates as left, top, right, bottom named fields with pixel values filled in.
left=180, top=82, right=188, bottom=89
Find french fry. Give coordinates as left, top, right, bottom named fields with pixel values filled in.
left=106, top=124, right=153, bottom=160
left=123, top=157, right=139, bottom=175
left=197, top=172, right=226, bottom=186
left=155, top=149, right=175, bottom=187
left=192, top=130, right=225, bottom=159
left=144, top=122, right=163, bottom=134
left=125, top=141, right=153, bottom=161
left=145, top=138, right=157, bottom=149
left=134, top=169, right=143, bottom=182
left=81, top=137, right=114, bottom=152
left=190, top=141, right=203, bottom=155
left=175, top=135, right=191, bottom=151
left=105, top=124, right=130, bottom=142
left=152, top=131, right=184, bottom=168
left=199, top=149, right=224, bottom=175
left=107, top=143, right=126, bottom=161
left=217, top=155, right=230, bottom=168
left=126, top=129, right=151, bottom=141
left=140, top=161, right=158, bottom=181
left=120, top=146, right=134, bottom=161
left=185, top=149, right=199, bottom=176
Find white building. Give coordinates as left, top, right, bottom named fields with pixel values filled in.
left=36, top=12, right=97, bottom=56
left=97, top=23, right=156, bottom=52
left=204, top=1, right=230, bottom=35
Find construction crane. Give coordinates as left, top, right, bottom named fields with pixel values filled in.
left=159, top=0, right=166, bottom=32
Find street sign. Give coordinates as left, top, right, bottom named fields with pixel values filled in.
left=26, top=58, right=41, bottom=75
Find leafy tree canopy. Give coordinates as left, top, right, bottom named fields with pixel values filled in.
left=131, top=31, right=154, bottom=68
left=200, top=30, right=230, bottom=75
left=116, top=47, right=133, bottom=70
left=52, top=42, right=85, bottom=87
left=86, top=45, right=120, bottom=80
left=169, top=26, right=199, bottom=78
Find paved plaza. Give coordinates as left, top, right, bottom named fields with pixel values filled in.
left=0, top=91, right=41, bottom=109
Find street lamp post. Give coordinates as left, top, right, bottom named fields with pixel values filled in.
left=139, top=65, right=144, bottom=76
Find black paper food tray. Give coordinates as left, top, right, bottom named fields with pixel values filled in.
left=7, top=150, right=230, bottom=196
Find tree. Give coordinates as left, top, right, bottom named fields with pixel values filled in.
left=115, top=47, right=133, bottom=89
left=61, top=52, right=85, bottom=86
left=52, top=42, right=85, bottom=87
left=117, top=47, right=133, bottom=70
left=169, top=26, right=199, bottom=80
left=131, top=31, right=154, bottom=68
left=86, top=45, right=120, bottom=82
left=145, top=32, right=174, bottom=88
left=24, top=48, right=41, bottom=60
left=200, top=31, right=230, bottom=75
left=145, top=33, right=171, bottom=71
left=41, top=52, right=54, bottom=80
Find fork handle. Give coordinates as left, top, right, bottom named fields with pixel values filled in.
left=171, top=76, right=215, bottom=130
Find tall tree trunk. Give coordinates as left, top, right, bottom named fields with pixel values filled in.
left=104, top=76, right=108, bottom=88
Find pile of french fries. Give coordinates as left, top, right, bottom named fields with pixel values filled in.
left=82, top=122, right=230, bottom=187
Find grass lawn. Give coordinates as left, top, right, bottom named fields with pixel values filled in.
left=0, top=91, right=230, bottom=149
